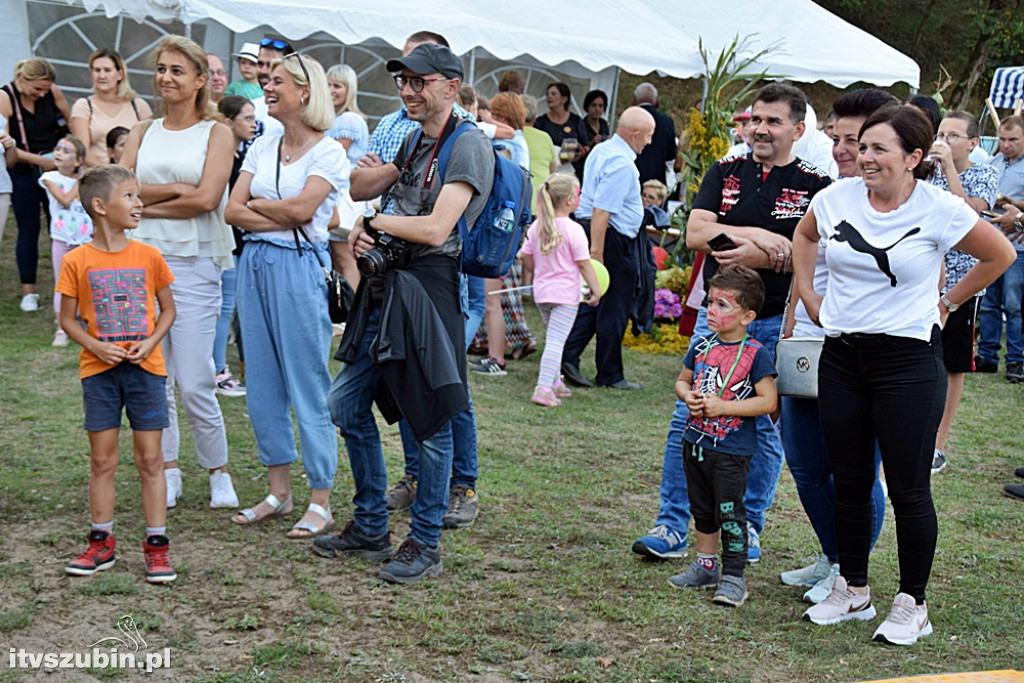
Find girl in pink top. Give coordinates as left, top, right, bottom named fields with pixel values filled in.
left=520, top=173, right=602, bottom=406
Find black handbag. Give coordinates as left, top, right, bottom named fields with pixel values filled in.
left=274, top=139, right=353, bottom=324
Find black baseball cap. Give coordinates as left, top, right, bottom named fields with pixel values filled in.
left=386, top=43, right=463, bottom=80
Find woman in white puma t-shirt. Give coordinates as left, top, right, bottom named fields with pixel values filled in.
left=792, top=105, right=1014, bottom=645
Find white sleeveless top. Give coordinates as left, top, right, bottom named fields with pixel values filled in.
left=133, top=118, right=234, bottom=270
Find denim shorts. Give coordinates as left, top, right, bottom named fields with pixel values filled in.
left=82, top=363, right=169, bottom=432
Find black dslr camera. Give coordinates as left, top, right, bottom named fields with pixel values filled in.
left=357, top=209, right=411, bottom=277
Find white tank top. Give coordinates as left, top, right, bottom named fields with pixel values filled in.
left=133, top=118, right=233, bottom=269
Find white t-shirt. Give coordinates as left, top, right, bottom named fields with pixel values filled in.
left=810, top=177, right=978, bottom=341
left=39, top=170, right=93, bottom=245
left=241, top=134, right=349, bottom=243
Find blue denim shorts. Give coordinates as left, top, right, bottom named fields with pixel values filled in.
left=82, top=363, right=169, bottom=432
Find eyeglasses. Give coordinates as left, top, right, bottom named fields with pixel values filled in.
left=393, top=75, right=448, bottom=93
left=935, top=133, right=968, bottom=143
left=285, top=52, right=310, bottom=83
left=210, top=68, right=227, bottom=76
left=260, top=38, right=291, bottom=52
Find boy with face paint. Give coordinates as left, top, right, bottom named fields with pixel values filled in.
left=668, top=265, right=778, bottom=607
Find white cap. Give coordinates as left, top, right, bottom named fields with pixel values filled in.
left=232, top=42, right=259, bottom=64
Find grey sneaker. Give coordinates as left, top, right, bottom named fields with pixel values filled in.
left=668, top=560, right=721, bottom=590
left=312, top=520, right=393, bottom=561
left=442, top=485, right=479, bottom=529
left=781, top=554, right=832, bottom=587
left=386, top=474, right=417, bottom=511
left=378, top=538, right=442, bottom=584
left=713, top=575, right=748, bottom=607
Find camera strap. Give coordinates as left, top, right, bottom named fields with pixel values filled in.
left=395, top=111, right=461, bottom=190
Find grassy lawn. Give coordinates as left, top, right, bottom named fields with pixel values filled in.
left=1, top=219, right=1022, bottom=682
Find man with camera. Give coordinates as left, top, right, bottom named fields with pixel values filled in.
left=320, top=43, right=493, bottom=584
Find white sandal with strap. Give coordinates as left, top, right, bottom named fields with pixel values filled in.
left=233, top=493, right=293, bottom=525
left=286, top=502, right=333, bottom=539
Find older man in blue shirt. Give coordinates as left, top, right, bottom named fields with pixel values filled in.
left=561, top=106, right=655, bottom=390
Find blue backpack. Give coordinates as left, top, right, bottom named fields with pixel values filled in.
left=432, top=121, right=532, bottom=278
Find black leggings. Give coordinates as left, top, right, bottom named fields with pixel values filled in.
left=10, top=169, right=49, bottom=286
left=818, top=327, right=945, bottom=604
left=683, top=441, right=750, bottom=577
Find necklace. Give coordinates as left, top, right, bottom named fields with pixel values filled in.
left=283, top=135, right=314, bottom=163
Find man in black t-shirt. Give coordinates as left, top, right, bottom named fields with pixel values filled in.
left=633, top=83, right=678, bottom=185
left=632, top=83, right=831, bottom=564
left=321, top=43, right=493, bottom=585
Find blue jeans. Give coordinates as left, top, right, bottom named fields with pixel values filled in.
left=781, top=396, right=885, bottom=562
left=213, top=254, right=239, bottom=372
left=655, top=307, right=786, bottom=535
left=328, top=307, right=453, bottom=547
left=237, top=241, right=337, bottom=489
left=977, top=251, right=1024, bottom=365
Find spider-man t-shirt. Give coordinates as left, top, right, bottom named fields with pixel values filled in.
left=681, top=335, right=777, bottom=456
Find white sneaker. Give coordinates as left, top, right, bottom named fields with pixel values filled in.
left=52, top=329, right=69, bottom=347
left=20, top=293, right=40, bottom=312
left=803, top=564, right=840, bottom=603
left=781, top=554, right=832, bottom=587
left=165, top=468, right=182, bottom=508
left=802, top=574, right=876, bottom=625
left=209, top=471, right=239, bottom=509
left=873, top=593, right=932, bottom=645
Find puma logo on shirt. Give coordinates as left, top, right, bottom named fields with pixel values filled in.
left=830, top=220, right=922, bottom=287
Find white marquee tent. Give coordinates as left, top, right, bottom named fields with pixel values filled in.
left=4, top=0, right=919, bottom=101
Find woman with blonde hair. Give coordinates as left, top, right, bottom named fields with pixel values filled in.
left=325, top=63, right=367, bottom=286
left=70, top=48, right=152, bottom=167
left=1, top=57, right=71, bottom=312
left=225, top=53, right=349, bottom=538
left=121, top=35, right=239, bottom=512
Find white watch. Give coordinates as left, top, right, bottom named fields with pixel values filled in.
left=940, top=294, right=959, bottom=313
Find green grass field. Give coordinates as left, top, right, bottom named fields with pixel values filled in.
left=1, top=219, right=1022, bottom=682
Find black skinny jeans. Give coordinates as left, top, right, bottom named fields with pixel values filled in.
left=818, top=327, right=945, bottom=604
left=10, top=169, right=49, bottom=286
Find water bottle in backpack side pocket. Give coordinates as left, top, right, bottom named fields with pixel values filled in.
left=494, top=201, right=516, bottom=232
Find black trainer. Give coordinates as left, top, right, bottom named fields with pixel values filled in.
left=313, top=520, right=393, bottom=561
left=974, top=355, right=998, bottom=373
left=1006, top=361, right=1023, bottom=383
left=378, top=538, right=442, bottom=584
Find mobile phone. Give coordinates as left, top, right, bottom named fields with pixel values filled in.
left=707, top=232, right=738, bottom=252
left=981, top=209, right=1003, bottom=219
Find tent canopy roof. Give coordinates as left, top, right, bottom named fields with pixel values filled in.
left=77, top=0, right=920, bottom=88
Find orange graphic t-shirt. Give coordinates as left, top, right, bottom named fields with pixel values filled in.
left=56, top=240, right=174, bottom=379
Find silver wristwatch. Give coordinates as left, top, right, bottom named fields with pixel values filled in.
left=940, top=294, right=959, bottom=313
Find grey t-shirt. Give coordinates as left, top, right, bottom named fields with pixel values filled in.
left=390, top=121, right=494, bottom=259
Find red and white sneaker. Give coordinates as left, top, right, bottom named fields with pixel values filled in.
left=873, top=593, right=932, bottom=645
left=802, top=574, right=876, bottom=625
left=66, top=530, right=116, bottom=576
left=143, top=535, right=177, bottom=584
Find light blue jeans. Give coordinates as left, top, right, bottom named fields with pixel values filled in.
left=236, top=240, right=337, bottom=490
left=654, top=307, right=786, bottom=535
left=213, top=254, right=239, bottom=372
left=328, top=307, right=453, bottom=547
left=977, top=251, right=1024, bottom=365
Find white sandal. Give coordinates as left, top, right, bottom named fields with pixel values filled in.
left=286, top=502, right=332, bottom=539
left=233, top=493, right=293, bottom=525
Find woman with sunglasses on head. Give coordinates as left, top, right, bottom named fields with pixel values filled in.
left=121, top=35, right=238, bottom=512
left=794, top=105, right=1014, bottom=645
left=69, top=48, right=152, bottom=168
left=1, top=58, right=72, bottom=312
left=225, top=53, right=348, bottom=539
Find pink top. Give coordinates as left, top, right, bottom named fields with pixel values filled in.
left=520, top=216, right=590, bottom=305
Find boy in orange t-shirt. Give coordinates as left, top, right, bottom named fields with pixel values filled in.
left=56, top=164, right=178, bottom=584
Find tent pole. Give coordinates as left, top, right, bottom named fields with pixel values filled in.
left=609, top=67, right=620, bottom=128
left=468, top=47, right=476, bottom=86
